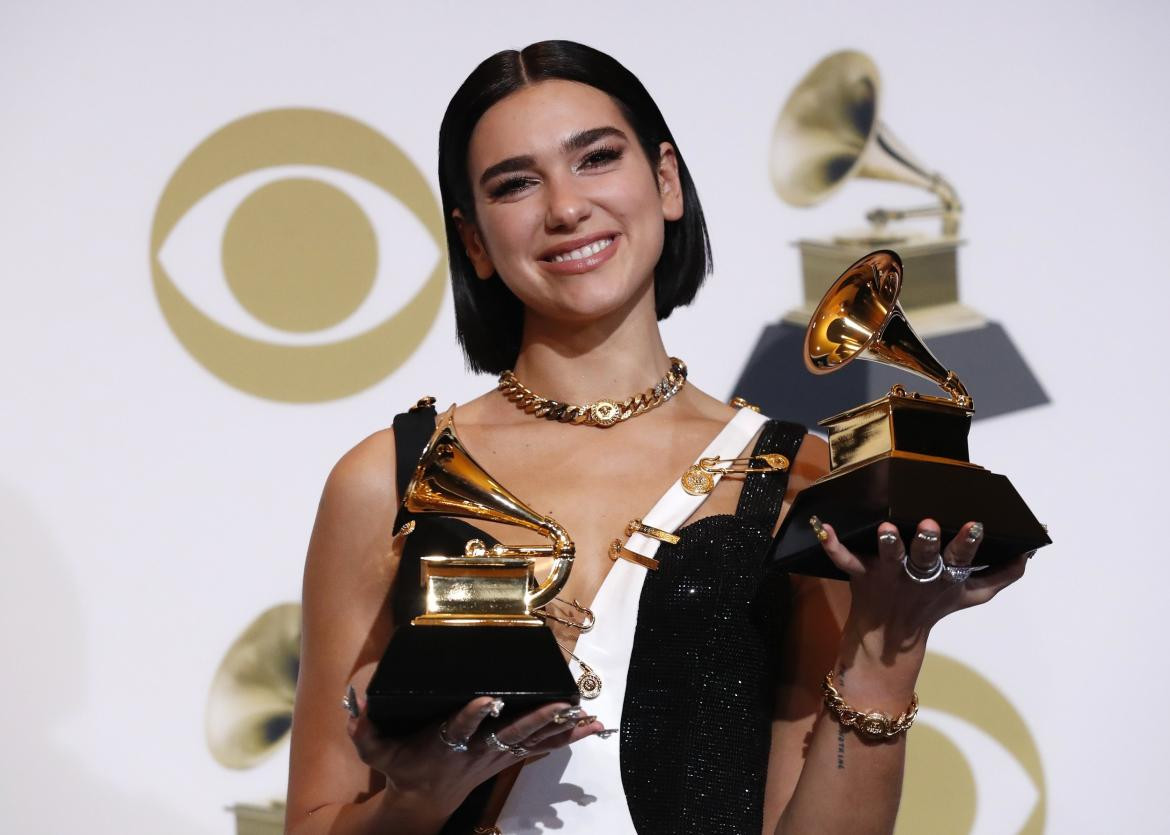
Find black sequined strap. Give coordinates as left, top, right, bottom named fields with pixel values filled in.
left=391, top=403, right=437, bottom=531
left=735, top=419, right=807, bottom=527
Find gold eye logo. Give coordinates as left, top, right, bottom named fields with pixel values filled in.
left=150, top=108, right=445, bottom=402
left=898, top=652, right=1047, bottom=834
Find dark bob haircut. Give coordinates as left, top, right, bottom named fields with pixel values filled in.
left=438, top=40, right=713, bottom=374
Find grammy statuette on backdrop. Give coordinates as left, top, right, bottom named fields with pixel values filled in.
left=365, top=407, right=580, bottom=735
left=733, top=50, right=1048, bottom=422
left=769, top=250, right=1051, bottom=575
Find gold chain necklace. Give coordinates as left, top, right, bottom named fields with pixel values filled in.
left=498, top=358, right=687, bottom=428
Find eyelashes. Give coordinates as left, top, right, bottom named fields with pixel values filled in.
left=486, top=145, right=624, bottom=200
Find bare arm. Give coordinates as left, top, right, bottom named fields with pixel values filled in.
left=285, top=429, right=448, bottom=834
left=285, top=429, right=603, bottom=835
left=763, top=436, right=1028, bottom=835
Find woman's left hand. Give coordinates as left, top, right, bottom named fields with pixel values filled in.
left=816, top=518, right=1029, bottom=663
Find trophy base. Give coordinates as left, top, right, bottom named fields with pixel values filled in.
left=769, top=457, right=1051, bottom=579
left=366, top=623, right=580, bottom=736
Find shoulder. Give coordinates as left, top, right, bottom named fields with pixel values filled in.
left=322, top=427, right=398, bottom=517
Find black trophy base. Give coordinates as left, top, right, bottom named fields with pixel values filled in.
left=770, top=457, right=1052, bottom=579
left=366, top=624, right=580, bottom=737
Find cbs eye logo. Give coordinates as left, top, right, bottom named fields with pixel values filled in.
left=150, top=108, right=445, bottom=402
left=898, top=652, right=1047, bottom=834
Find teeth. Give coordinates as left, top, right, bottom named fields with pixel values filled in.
left=551, top=237, right=613, bottom=263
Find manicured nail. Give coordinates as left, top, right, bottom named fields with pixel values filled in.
left=966, top=522, right=984, bottom=543
left=575, top=715, right=599, bottom=728
left=341, top=685, right=359, bottom=718
left=809, top=516, right=828, bottom=543
left=915, top=531, right=939, bottom=544
left=595, top=728, right=619, bottom=739
left=487, top=698, right=505, bottom=718
left=553, top=706, right=584, bottom=724
left=878, top=531, right=897, bottom=546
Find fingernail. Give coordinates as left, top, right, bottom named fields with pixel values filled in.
left=488, top=698, right=505, bottom=718
left=878, top=531, right=897, bottom=546
left=967, top=522, right=984, bottom=543
left=915, top=531, right=939, bottom=544
left=575, top=715, right=599, bottom=728
left=553, top=706, right=584, bottom=724
left=341, top=685, right=359, bottom=718
left=809, top=516, right=828, bottom=543
left=595, top=728, right=619, bottom=739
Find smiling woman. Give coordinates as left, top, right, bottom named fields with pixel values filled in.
left=284, top=40, right=1027, bottom=835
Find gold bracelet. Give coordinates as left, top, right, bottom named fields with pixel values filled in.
left=822, top=670, right=918, bottom=741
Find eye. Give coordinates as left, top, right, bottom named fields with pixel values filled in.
left=897, top=652, right=1047, bottom=833
left=150, top=109, right=446, bottom=403
left=577, top=145, right=623, bottom=170
left=488, top=176, right=538, bottom=199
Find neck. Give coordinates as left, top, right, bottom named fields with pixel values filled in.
left=510, top=285, right=672, bottom=405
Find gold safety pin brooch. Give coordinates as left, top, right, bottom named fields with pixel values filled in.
left=681, top=453, right=790, bottom=496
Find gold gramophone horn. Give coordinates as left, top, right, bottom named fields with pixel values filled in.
left=771, top=50, right=962, bottom=237
left=806, top=250, right=972, bottom=408
left=205, top=602, right=300, bottom=769
left=404, top=408, right=574, bottom=613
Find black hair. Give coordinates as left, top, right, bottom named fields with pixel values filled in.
left=437, top=40, right=713, bottom=374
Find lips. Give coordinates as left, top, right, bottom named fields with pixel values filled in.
left=538, top=233, right=620, bottom=275
left=538, top=232, right=619, bottom=262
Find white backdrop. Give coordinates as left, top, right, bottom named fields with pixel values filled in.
left=3, top=1, right=1169, bottom=832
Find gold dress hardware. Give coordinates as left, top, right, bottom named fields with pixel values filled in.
left=533, top=598, right=595, bottom=632
left=498, top=358, right=687, bottom=428
left=411, top=395, right=437, bottom=411
left=682, top=453, right=790, bottom=495
left=609, top=538, right=659, bottom=570
left=729, top=396, right=761, bottom=412
left=681, top=465, right=715, bottom=496
left=555, top=639, right=602, bottom=699
left=698, top=453, right=791, bottom=475
left=625, top=518, right=680, bottom=545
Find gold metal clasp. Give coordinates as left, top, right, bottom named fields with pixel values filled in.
left=698, top=453, right=790, bottom=475
left=624, top=518, right=680, bottom=545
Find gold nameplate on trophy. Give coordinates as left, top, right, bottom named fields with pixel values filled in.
left=367, top=408, right=581, bottom=734
left=771, top=250, right=1051, bottom=577
left=416, top=556, right=542, bottom=625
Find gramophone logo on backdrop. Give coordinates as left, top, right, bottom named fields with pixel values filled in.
left=150, top=109, right=445, bottom=402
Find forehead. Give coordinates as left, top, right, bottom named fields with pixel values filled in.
left=467, top=79, right=633, bottom=173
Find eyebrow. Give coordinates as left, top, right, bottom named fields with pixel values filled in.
left=478, top=126, right=629, bottom=187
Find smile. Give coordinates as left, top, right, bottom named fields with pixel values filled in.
left=550, top=236, right=614, bottom=263
left=539, top=233, right=621, bottom=276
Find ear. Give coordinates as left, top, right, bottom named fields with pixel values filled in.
left=656, top=142, right=684, bottom=222
left=452, top=209, right=496, bottom=279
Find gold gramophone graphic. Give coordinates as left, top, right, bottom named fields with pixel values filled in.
left=771, top=251, right=1050, bottom=575
left=205, top=602, right=299, bottom=835
left=733, top=50, right=1047, bottom=422
left=366, top=407, right=580, bottom=734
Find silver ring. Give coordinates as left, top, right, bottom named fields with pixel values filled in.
left=509, top=744, right=530, bottom=758
left=438, top=722, right=468, bottom=753
left=943, top=563, right=988, bottom=583
left=484, top=732, right=513, bottom=754
left=902, top=552, right=943, bottom=583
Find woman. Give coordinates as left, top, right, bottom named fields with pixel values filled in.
left=285, top=41, right=1027, bottom=835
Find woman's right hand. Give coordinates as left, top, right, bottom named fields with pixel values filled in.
left=347, top=692, right=603, bottom=817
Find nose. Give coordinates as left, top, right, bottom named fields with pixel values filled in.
left=544, top=172, right=591, bottom=231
